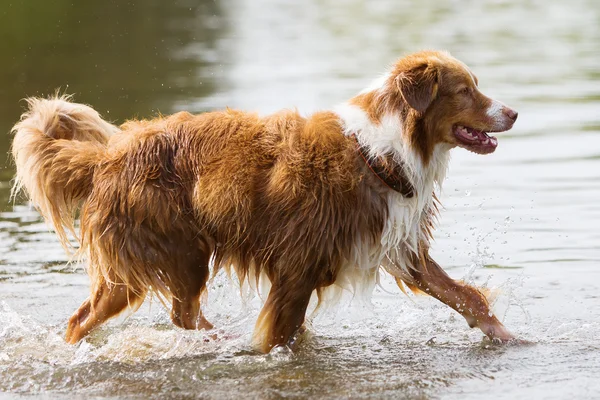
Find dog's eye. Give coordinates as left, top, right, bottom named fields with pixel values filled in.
left=459, top=87, right=471, bottom=95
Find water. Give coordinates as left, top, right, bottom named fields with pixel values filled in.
left=1, top=0, right=600, bottom=398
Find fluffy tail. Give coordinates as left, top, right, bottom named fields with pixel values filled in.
left=11, top=95, right=120, bottom=252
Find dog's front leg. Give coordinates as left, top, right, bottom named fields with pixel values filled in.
left=407, top=254, right=514, bottom=342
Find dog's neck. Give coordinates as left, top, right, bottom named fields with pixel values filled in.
left=334, top=100, right=451, bottom=199
left=352, top=134, right=414, bottom=197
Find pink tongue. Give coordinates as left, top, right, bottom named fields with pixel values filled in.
left=477, top=131, right=489, bottom=142
left=455, top=127, right=498, bottom=153
left=471, top=129, right=486, bottom=139
left=462, top=129, right=489, bottom=142
left=458, top=129, right=479, bottom=142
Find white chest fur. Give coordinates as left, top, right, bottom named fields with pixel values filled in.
left=333, top=101, right=450, bottom=282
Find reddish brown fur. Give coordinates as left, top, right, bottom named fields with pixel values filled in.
left=11, top=51, right=518, bottom=353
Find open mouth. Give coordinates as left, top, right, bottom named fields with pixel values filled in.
left=453, top=125, right=498, bottom=154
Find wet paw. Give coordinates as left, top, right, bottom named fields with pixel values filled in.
left=197, top=317, right=214, bottom=331
left=286, top=325, right=308, bottom=351
left=482, top=335, right=534, bottom=347
left=65, top=321, right=83, bottom=344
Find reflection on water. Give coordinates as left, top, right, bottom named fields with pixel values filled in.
left=1, top=0, right=600, bottom=398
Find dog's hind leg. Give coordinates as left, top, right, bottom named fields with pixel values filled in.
left=403, top=253, right=514, bottom=342
left=65, top=278, right=146, bottom=344
left=169, top=246, right=213, bottom=331
left=252, top=276, right=315, bottom=353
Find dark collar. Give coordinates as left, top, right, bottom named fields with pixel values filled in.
left=352, top=135, right=414, bottom=198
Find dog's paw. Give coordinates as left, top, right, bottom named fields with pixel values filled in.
left=482, top=335, right=535, bottom=347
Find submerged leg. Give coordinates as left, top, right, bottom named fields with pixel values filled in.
left=252, top=278, right=315, bottom=353
left=170, top=248, right=213, bottom=331
left=404, top=254, right=514, bottom=341
left=65, top=279, right=146, bottom=344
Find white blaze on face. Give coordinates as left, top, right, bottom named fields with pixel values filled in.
left=486, top=100, right=505, bottom=123
left=467, top=70, right=478, bottom=87
left=456, top=59, right=478, bottom=87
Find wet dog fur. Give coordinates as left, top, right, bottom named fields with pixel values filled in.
left=11, top=50, right=518, bottom=352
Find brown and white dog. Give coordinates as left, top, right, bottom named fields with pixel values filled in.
left=11, top=50, right=518, bottom=353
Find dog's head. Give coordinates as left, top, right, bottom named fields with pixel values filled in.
left=389, top=51, right=517, bottom=156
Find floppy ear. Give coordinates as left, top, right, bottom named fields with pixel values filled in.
left=395, top=63, right=439, bottom=113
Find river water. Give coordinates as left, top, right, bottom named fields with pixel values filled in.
left=1, top=0, right=599, bottom=398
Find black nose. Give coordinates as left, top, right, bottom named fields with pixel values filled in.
left=504, top=108, right=518, bottom=122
